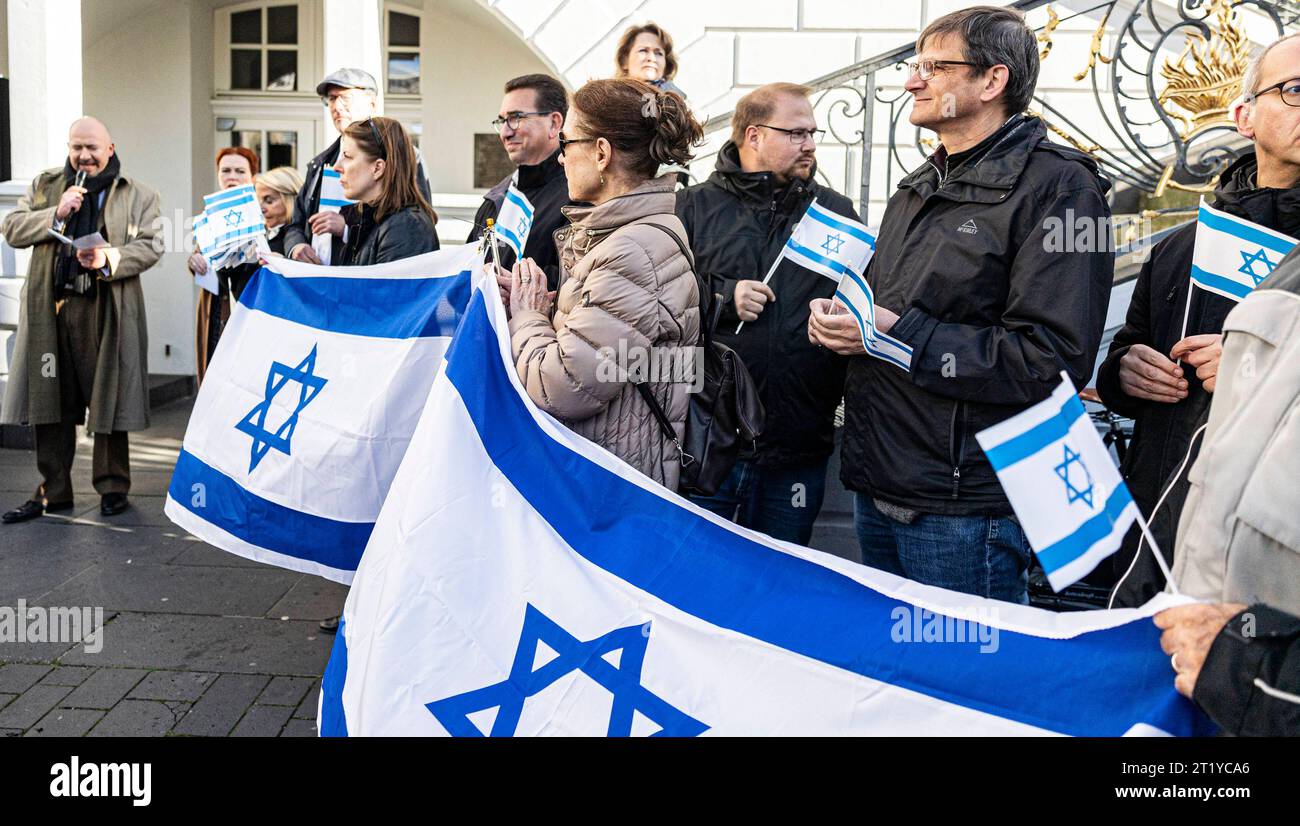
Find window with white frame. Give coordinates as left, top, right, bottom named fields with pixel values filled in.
left=216, top=1, right=313, bottom=93
left=385, top=5, right=422, bottom=97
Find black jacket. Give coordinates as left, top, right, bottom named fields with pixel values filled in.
left=841, top=115, right=1115, bottom=514
left=1098, top=152, right=1300, bottom=606
left=676, top=142, right=856, bottom=469
left=1196, top=604, right=1300, bottom=736
left=466, top=148, right=574, bottom=290
left=281, top=136, right=431, bottom=257
left=333, top=203, right=438, bottom=266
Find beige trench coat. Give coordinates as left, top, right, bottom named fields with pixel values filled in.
left=1, top=166, right=162, bottom=432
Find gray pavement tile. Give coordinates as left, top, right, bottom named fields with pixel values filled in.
left=258, top=675, right=314, bottom=707
left=0, top=638, right=79, bottom=664
left=0, top=684, right=72, bottom=730
left=267, top=577, right=349, bottom=621
left=62, top=667, right=148, bottom=709
left=72, top=471, right=175, bottom=499
left=166, top=543, right=278, bottom=568
left=294, top=682, right=320, bottom=720
left=128, top=670, right=217, bottom=702
left=87, top=699, right=188, bottom=737
left=0, top=663, right=52, bottom=693
left=36, top=561, right=301, bottom=617
left=231, top=704, right=294, bottom=737
left=0, top=693, right=14, bottom=710
left=0, top=527, right=100, bottom=602
left=174, top=674, right=269, bottom=737
left=38, top=665, right=96, bottom=686
left=68, top=495, right=175, bottom=529
left=280, top=717, right=317, bottom=737
left=60, top=612, right=333, bottom=675
left=24, top=707, right=104, bottom=737
left=2, top=522, right=186, bottom=573
left=0, top=728, right=21, bottom=736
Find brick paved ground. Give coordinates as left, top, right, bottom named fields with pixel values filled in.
left=0, top=397, right=344, bottom=736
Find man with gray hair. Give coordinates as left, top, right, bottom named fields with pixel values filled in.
left=810, top=6, right=1115, bottom=603
left=1097, top=32, right=1300, bottom=607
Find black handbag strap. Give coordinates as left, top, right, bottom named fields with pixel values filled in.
left=635, top=383, right=697, bottom=471
left=635, top=218, right=721, bottom=344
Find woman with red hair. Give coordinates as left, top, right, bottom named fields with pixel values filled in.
left=188, top=146, right=260, bottom=381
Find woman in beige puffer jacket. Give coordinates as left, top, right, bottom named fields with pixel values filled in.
left=505, top=79, right=704, bottom=490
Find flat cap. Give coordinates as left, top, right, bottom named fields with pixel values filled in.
left=316, top=67, right=379, bottom=97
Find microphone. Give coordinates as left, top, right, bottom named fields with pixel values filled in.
left=56, top=168, right=88, bottom=235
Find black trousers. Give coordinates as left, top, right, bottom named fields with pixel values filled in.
left=34, top=292, right=130, bottom=504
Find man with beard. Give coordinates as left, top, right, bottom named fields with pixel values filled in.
left=1100, top=32, right=1300, bottom=606
left=676, top=82, right=858, bottom=544
left=2, top=117, right=161, bottom=523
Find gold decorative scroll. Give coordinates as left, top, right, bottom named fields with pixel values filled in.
left=1073, top=8, right=1114, bottom=82
left=1158, top=0, right=1249, bottom=138
left=1038, top=5, right=1060, bottom=60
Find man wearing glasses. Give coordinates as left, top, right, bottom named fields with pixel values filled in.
left=809, top=7, right=1114, bottom=604
left=466, top=74, right=574, bottom=289
left=283, top=68, right=430, bottom=264
left=676, top=82, right=859, bottom=545
left=1096, top=32, right=1300, bottom=607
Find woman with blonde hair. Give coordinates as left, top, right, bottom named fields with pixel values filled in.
left=254, top=166, right=304, bottom=256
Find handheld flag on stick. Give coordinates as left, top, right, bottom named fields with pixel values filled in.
left=311, top=167, right=355, bottom=266
left=976, top=373, right=1175, bottom=593
left=193, top=184, right=268, bottom=292
left=494, top=182, right=535, bottom=262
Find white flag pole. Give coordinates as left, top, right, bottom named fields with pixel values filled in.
left=1174, top=281, right=1195, bottom=367
left=734, top=250, right=785, bottom=334
left=1133, top=509, right=1180, bottom=596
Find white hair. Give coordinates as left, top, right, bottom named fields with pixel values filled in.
left=1243, top=32, right=1300, bottom=103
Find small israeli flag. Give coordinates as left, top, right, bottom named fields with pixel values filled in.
left=976, top=373, right=1138, bottom=592
left=1191, top=201, right=1297, bottom=302
left=494, top=182, right=535, bottom=260
left=311, top=168, right=355, bottom=266
left=194, top=184, right=267, bottom=280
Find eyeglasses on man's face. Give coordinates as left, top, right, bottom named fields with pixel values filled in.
left=755, top=124, right=826, bottom=145
left=322, top=88, right=369, bottom=108
left=492, top=111, right=552, bottom=134
left=1246, top=77, right=1300, bottom=107
left=905, top=58, right=985, bottom=81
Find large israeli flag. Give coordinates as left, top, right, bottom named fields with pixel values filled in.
left=164, top=244, right=480, bottom=583
left=318, top=274, right=1210, bottom=737
left=977, top=374, right=1138, bottom=592
left=494, top=182, right=535, bottom=261
left=1191, top=201, right=1297, bottom=302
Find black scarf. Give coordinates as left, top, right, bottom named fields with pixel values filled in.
left=55, top=154, right=121, bottom=294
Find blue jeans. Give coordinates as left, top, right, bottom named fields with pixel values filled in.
left=691, top=459, right=828, bottom=546
left=854, top=493, right=1032, bottom=604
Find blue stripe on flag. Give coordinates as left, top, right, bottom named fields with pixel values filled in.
left=504, top=188, right=535, bottom=219
left=319, top=198, right=351, bottom=209
left=786, top=238, right=856, bottom=278
left=1198, top=205, right=1296, bottom=255
left=238, top=267, right=472, bottom=339
left=319, top=619, right=350, bottom=736
left=205, top=192, right=256, bottom=211
left=1036, top=484, right=1135, bottom=575
left=441, top=293, right=1210, bottom=736
left=167, top=450, right=373, bottom=572
left=983, top=394, right=1087, bottom=471
left=835, top=284, right=912, bottom=371
left=498, top=226, right=524, bottom=256
left=807, top=203, right=875, bottom=246
left=1189, top=264, right=1253, bottom=301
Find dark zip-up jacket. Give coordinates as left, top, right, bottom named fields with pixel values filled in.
left=281, top=136, right=431, bottom=258
left=333, top=203, right=438, bottom=266
left=676, top=142, right=857, bottom=469
left=1097, top=152, right=1300, bottom=606
left=466, top=148, right=575, bottom=291
left=841, top=115, right=1114, bottom=514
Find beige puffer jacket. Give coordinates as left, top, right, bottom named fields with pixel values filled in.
left=509, top=175, right=701, bottom=490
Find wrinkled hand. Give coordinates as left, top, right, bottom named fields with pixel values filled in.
left=76, top=246, right=108, bottom=270
left=289, top=243, right=322, bottom=264
left=510, top=258, right=553, bottom=317
left=494, top=264, right=513, bottom=312
left=734, top=280, right=776, bottom=322
left=188, top=252, right=208, bottom=276
left=308, top=211, right=346, bottom=238
left=1118, top=343, right=1187, bottom=403
left=808, top=298, right=865, bottom=355
left=1170, top=334, right=1223, bottom=393
left=1155, top=602, right=1247, bottom=698
left=56, top=186, right=87, bottom=221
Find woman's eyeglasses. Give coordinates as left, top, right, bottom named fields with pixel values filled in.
left=558, top=131, right=597, bottom=156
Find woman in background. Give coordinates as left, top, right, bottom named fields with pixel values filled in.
left=255, top=166, right=304, bottom=257
left=614, top=22, right=686, bottom=100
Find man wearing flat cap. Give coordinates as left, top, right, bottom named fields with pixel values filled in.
left=283, top=67, right=432, bottom=263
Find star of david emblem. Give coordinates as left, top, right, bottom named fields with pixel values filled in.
left=234, top=345, right=328, bottom=473
left=427, top=604, right=708, bottom=737
left=516, top=216, right=530, bottom=238
left=223, top=208, right=243, bottom=228
left=1238, top=248, right=1277, bottom=287
left=1054, top=444, right=1094, bottom=508
left=821, top=232, right=846, bottom=256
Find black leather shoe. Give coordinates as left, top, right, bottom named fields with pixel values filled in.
left=2, top=500, right=46, bottom=524
left=100, top=493, right=131, bottom=517
left=319, top=615, right=340, bottom=634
